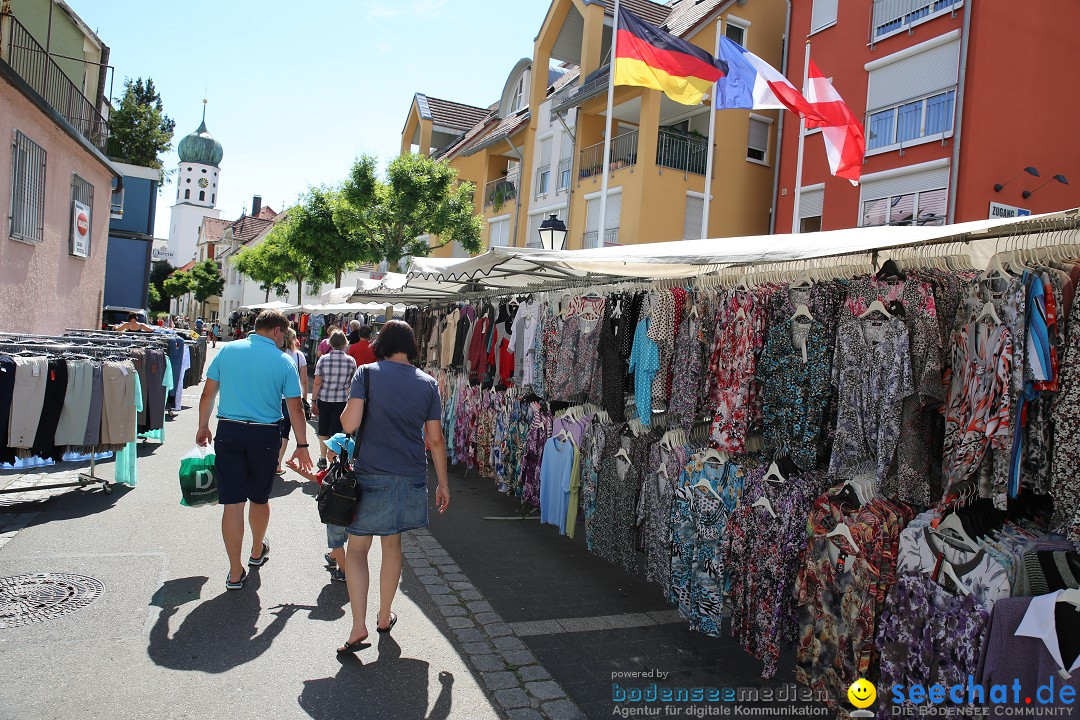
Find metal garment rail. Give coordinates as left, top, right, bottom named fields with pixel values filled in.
left=0, top=333, right=171, bottom=495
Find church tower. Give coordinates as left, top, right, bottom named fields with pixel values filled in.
left=167, top=100, right=224, bottom=266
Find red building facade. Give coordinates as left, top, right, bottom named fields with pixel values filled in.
left=774, top=0, right=1079, bottom=233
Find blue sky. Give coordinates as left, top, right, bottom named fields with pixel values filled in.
left=72, top=0, right=550, bottom=240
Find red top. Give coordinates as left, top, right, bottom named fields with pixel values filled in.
left=348, top=340, right=376, bottom=366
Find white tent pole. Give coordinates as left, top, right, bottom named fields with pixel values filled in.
left=701, top=17, right=722, bottom=239
left=598, top=0, right=620, bottom=250
left=791, top=41, right=811, bottom=234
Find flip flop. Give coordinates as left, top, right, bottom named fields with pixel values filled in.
left=337, top=635, right=369, bottom=654
left=376, top=612, right=397, bottom=634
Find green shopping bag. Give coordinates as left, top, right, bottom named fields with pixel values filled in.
left=179, top=445, right=219, bottom=507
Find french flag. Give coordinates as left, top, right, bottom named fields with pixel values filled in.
left=805, top=60, right=866, bottom=185
left=714, top=36, right=823, bottom=121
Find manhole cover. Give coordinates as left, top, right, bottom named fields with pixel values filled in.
left=0, top=573, right=105, bottom=629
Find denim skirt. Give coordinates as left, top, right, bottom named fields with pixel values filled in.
left=346, top=474, right=429, bottom=536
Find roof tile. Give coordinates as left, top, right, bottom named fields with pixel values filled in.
left=423, top=95, right=492, bottom=132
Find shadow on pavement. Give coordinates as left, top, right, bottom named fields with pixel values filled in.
left=298, top=634, right=454, bottom=720
left=307, top=581, right=350, bottom=622
left=147, top=571, right=300, bottom=673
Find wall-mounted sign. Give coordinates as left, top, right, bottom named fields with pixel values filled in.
left=152, top=239, right=174, bottom=262
left=71, top=200, right=91, bottom=257
left=989, top=202, right=1031, bottom=220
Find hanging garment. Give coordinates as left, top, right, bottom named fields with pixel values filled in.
left=9, top=357, right=48, bottom=449
left=827, top=315, right=914, bottom=486
left=30, top=358, right=68, bottom=461
left=83, top=362, right=104, bottom=448
left=668, top=313, right=704, bottom=434
left=709, top=289, right=765, bottom=452
left=628, top=318, right=659, bottom=425
left=592, top=451, right=641, bottom=573
left=759, top=318, right=832, bottom=471
left=100, top=361, right=137, bottom=447
left=54, top=359, right=94, bottom=446
left=0, top=356, right=16, bottom=465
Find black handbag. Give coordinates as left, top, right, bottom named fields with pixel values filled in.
left=315, top=370, right=368, bottom=526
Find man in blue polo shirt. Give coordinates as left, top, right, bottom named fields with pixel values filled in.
left=197, top=309, right=313, bottom=590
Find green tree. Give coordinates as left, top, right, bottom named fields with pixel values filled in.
left=232, top=241, right=290, bottom=302
left=338, top=153, right=483, bottom=272
left=288, top=187, right=364, bottom=286
left=108, top=78, right=176, bottom=169
left=189, top=259, right=225, bottom=317
left=262, top=220, right=324, bottom=303
left=147, top=282, right=161, bottom=309
left=148, top=260, right=174, bottom=312
left=162, top=271, right=193, bottom=300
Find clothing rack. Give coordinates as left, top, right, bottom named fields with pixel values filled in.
left=0, top=333, right=168, bottom=496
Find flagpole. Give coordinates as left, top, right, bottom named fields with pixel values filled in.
left=701, top=18, right=721, bottom=239
left=790, top=41, right=811, bottom=234
left=597, top=0, right=620, bottom=249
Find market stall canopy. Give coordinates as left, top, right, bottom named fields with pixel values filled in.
left=407, top=247, right=595, bottom=287
left=282, top=302, right=407, bottom=314
left=509, top=208, right=1080, bottom=278
left=239, top=300, right=294, bottom=311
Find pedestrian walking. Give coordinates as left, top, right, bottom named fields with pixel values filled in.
left=196, top=309, right=313, bottom=591
left=347, top=325, right=377, bottom=366
left=316, top=326, right=338, bottom=360
left=311, top=331, right=356, bottom=470
left=346, top=319, right=362, bottom=345
left=195, top=316, right=205, bottom=336
left=276, top=328, right=309, bottom=475
left=336, top=320, right=450, bottom=653
left=286, top=432, right=354, bottom=583
left=210, top=320, right=220, bottom=348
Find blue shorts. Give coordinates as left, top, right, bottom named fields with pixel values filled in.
left=346, top=474, right=429, bottom=537
left=213, top=420, right=280, bottom=504
left=326, top=524, right=346, bottom=549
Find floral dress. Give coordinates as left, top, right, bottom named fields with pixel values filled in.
left=669, top=314, right=705, bottom=434
left=520, top=404, right=552, bottom=508
left=709, top=289, right=765, bottom=452
left=592, top=448, right=642, bottom=573
left=689, top=461, right=744, bottom=637
left=828, top=315, right=914, bottom=486
left=758, top=318, right=832, bottom=470
left=640, top=441, right=687, bottom=591
left=941, top=321, right=1013, bottom=504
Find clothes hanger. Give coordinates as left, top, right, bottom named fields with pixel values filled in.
left=826, top=522, right=859, bottom=555
left=694, top=473, right=724, bottom=501
left=857, top=300, right=892, bottom=320
left=933, top=511, right=981, bottom=552
left=1058, top=588, right=1080, bottom=608
left=613, top=447, right=631, bottom=464
left=939, top=560, right=971, bottom=596
left=763, top=459, right=786, bottom=483
left=790, top=304, right=814, bottom=322
left=700, top=448, right=728, bottom=465
left=976, top=301, right=1002, bottom=325
left=752, top=495, right=777, bottom=519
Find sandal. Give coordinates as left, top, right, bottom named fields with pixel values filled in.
left=324, top=552, right=337, bottom=568
left=337, top=635, right=369, bottom=654
left=225, top=569, right=247, bottom=590
left=248, top=539, right=270, bottom=567
left=376, top=611, right=398, bottom=634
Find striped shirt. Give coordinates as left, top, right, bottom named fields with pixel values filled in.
left=314, top=349, right=356, bottom=403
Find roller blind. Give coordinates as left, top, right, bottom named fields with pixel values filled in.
left=867, top=38, right=961, bottom=111
left=683, top=194, right=704, bottom=240
left=539, top=137, right=553, bottom=167
left=861, top=164, right=950, bottom=202
left=811, top=0, right=838, bottom=32
left=800, top=187, right=824, bottom=218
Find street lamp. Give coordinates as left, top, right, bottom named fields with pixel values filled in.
left=537, top=214, right=567, bottom=251
left=994, top=166, right=1039, bottom=192
left=1023, top=174, right=1069, bottom=199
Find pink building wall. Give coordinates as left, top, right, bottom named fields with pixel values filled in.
left=0, top=77, right=113, bottom=334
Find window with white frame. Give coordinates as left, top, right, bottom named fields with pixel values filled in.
left=799, top=186, right=824, bottom=233
left=510, top=76, right=525, bottom=112
left=725, top=19, right=746, bottom=47
left=811, top=0, right=838, bottom=33
left=747, top=116, right=771, bottom=164
left=488, top=216, right=511, bottom=247
left=535, top=137, right=552, bottom=198
left=865, top=35, right=960, bottom=152
left=10, top=130, right=46, bottom=243
left=527, top=207, right=567, bottom=248
left=585, top=191, right=621, bottom=248
left=859, top=162, right=949, bottom=227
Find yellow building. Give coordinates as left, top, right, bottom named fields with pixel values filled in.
left=400, top=0, right=790, bottom=255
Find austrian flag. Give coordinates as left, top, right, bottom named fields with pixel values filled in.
left=805, top=60, right=866, bottom=185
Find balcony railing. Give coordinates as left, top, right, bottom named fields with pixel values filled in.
left=871, top=0, right=963, bottom=39
left=483, top=172, right=518, bottom=211
left=579, top=131, right=638, bottom=180
left=583, top=228, right=620, bottom=249
left=0, top=12, right=110, bottom=153
left=656, top=129, right=709, bottom=175
left=551, top=65, right=610, bottom=115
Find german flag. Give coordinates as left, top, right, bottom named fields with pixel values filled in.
left=614, top=8, right=728, bottom=106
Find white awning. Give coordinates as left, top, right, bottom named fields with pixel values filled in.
left=240, top=300, right=294, bottom=311
left=408, top=246, right=593, bottom=287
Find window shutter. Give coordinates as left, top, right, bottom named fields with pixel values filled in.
left=811, top=0, right=838, bottom=32
left=585, top=197, right=600, bottom=234
left=683, top=195, right=704, bottom=240
left=604, top=193, right=621, bottom=231
left=799, top=187, right=824, bottom=218
left=861, top=165, right=951, bottom=203
left=867, top=39, right=961, bottom=111
left=748, top=118, right=769, bottom=159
